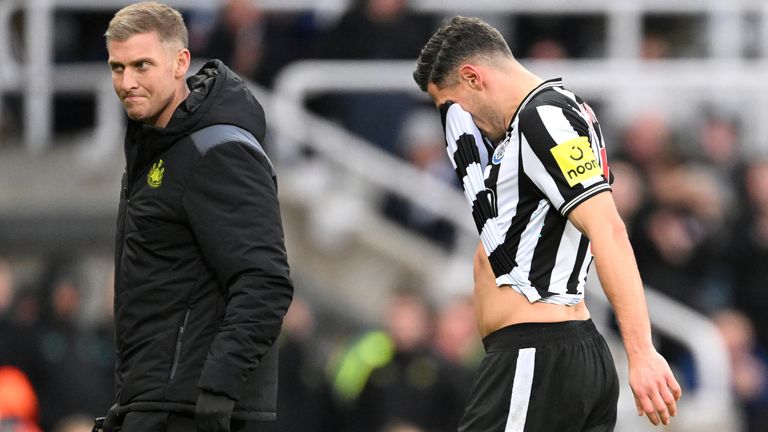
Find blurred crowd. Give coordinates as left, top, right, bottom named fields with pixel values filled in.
left=0, top=257, right=113, bottom=432
left=0, top=254, right=481, bottom=432
left=2, top=0, right=768, bottom=431
left=611, top=111, right=768, bottom=431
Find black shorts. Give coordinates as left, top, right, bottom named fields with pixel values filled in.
left=459, top=319, right=619, bottom=432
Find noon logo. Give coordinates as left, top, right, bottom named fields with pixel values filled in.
left=550, top=136, right=601, bottom=187
left=147, top=159, right=165, bottom=188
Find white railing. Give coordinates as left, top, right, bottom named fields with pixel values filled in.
left=588, top=278, right=736, bottom=431
left=3, top=0, right=768, bottom=151
left=274, top=59, right=768, bottom=158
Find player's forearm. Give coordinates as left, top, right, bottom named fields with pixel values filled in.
left=590, top=219, right=655, bottom=358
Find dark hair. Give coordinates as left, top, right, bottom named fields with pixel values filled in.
left=413, top=16, right=512, bottom=92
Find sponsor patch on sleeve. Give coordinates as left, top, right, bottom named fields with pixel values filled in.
left=550, top=136, right=602, bottom=187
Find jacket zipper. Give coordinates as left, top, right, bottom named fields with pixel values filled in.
left=115, top=177, right=129, bottom=406
left=169, top=308, right=191, bottom=381
left=121, top=182, right=130, bottom=248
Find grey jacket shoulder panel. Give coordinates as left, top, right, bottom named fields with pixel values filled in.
left=190, top=124, right=274, bottom=175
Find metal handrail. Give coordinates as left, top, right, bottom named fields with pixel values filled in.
left=3, top=0, right=768, bottom=151
left=643, top=289, right=731, bottom=399
left=274, top=59, right=768, bottom=158
left=253, top=73, right=476, bottom=237
left=587, top=278, right=735, bottom=430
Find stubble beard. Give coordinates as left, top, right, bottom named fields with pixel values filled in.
left=474, top=100, right=507, bottom=144
left=124, top=93, right=173, bottom=126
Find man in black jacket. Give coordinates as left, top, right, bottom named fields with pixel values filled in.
left=100, top=2, right=293, bottom=431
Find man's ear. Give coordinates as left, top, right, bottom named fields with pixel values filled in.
left=175, top=48, right=191, bottom=79
left=458, top=64, right=483, bottom=90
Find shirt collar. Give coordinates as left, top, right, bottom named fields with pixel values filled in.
left=507, top=77, right=563, bottom=132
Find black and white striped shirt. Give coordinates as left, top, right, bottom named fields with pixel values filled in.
left=441, top=78, right=612, bottom=305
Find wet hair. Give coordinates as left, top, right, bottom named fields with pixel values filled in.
left=413, top=16, right=512, bottom=92
left=105, top=1, right=188, bottom=49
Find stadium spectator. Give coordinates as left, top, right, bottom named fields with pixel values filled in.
left=512, top=15, right=605, bottom=58
left=731, top=160, right=768, bottom=351
left=201, top=0, right=265, bottom=82
left=0, top=366, right=41, bottom=432
left=632, top=202, right=724, bottom=312
left=609, top=160, right=646, bottom=232
left=629, top=143, right=732, bottom=312
left=201, top=0, right=319, bottom=87
left=320, top=0, right=428, bottom=60
left=618, top=110, right=678, bottom=173
left=0, top=261, right=40, bottom=379
left=431, top=295, right=477, bottom=427
left=335, top=287, right=466, bottom=432
left=318, top=0, right=432, bottom=152
left=629, top=162, right=733, bottom=388
left=696, top=113, right=746, bottom=207
left=432, top=295, right=481, bottom=368
left=698, top=114, right=742, bottom=174
left=32, top=271, right=112, bottom=431
left=641, top=33, right=671, bottom=60
left=527, top=38, right=568, bottom=59
left=260, top=297, right=339, bottom=432
left=713, top=310, right=768, bottom=432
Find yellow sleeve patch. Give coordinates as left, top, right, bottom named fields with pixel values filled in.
left=549, top=136, right=601, bottom=187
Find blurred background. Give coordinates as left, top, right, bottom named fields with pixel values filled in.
left=0, top=0, right=767, bottom=431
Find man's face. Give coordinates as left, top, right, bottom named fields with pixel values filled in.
left=107, top=32, right=182, bottom=127
left=427, top=80, right=507, bottom=144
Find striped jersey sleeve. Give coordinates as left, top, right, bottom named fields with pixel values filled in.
left=518, top=98, right=611, bottom=216
left=440, top=101, right=499, bottom=234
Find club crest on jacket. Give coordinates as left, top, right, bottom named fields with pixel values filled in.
left=147, top=159, right=165, bottom=188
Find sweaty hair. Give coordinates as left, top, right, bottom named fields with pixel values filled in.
left=413, top=16, right=512, bottom=92
left=105, top=1, right=188, bottom=49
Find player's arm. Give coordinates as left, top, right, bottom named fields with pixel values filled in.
left=568, top=192, right=682, bottom=426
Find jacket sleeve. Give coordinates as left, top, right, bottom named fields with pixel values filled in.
left=182, top=140, right=293, bottom=401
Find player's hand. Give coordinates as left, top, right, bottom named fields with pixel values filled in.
left=195, top=390, right=235, bottom=432
left=628, top=350, right=682, bottom=426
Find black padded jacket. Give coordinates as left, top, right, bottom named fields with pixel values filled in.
left=113, top=60, right=293, bottom=422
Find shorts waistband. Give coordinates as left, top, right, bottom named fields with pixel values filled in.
left=482, top=319, right=598, bottom=352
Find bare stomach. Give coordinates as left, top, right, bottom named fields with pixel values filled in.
left=473, top=243, right=591, bottom=337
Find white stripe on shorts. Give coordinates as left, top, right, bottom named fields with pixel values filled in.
left=505, top=347, right=537, bottom=432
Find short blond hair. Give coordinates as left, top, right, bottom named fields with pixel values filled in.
left=105, top=1, right=188, bottom=49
